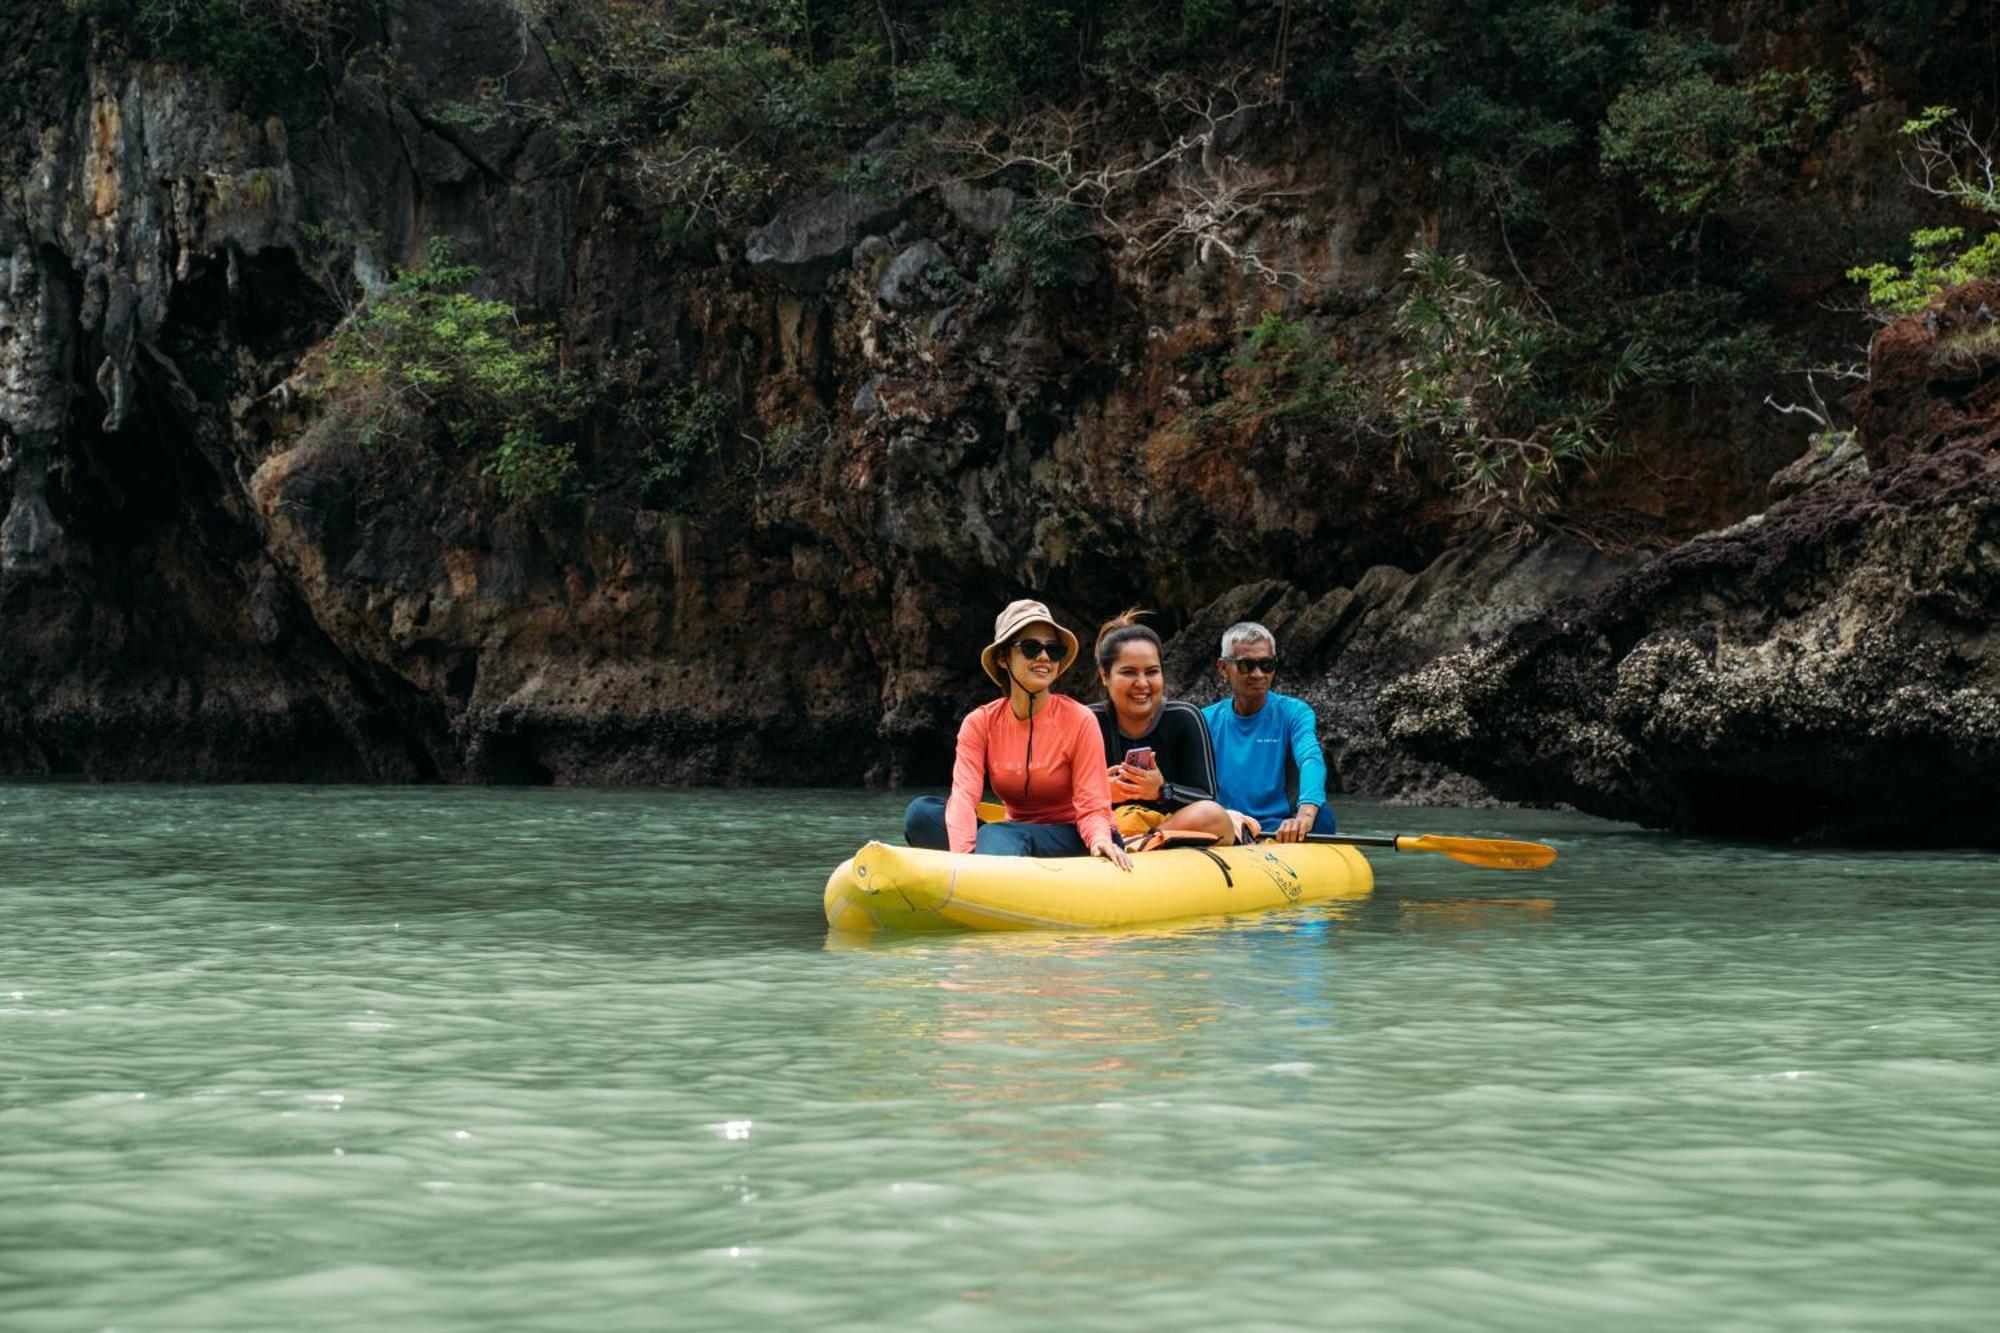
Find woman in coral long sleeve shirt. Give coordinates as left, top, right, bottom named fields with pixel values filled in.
left=904, top=600, right=1130, bottom=868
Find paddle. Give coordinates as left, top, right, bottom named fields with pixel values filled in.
left=1300, top=832, right=1556, bottom=871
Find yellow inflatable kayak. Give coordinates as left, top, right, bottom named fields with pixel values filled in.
left=823, top=839, right=1374, bottom=932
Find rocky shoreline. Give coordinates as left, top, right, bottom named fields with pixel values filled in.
left=1377, top=285, right=2000, bottom=842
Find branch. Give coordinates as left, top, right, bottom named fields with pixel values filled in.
left=932, top=71, right=1303, bottom=286
left=1900, top=115, right=2000, bottom=212
left=1762, top=393, right=1827, bottom=428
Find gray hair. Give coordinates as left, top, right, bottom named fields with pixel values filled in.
left=1219, top=621, right=1276, bottom=658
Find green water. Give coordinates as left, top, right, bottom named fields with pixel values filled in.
left=3, top=786, right=1997, bottom=1331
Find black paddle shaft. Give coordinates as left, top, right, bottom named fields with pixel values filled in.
left=1302, top=833, right=1401, bottom=850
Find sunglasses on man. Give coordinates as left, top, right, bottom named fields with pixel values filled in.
left=1224, top=656, right=1280, bottom=674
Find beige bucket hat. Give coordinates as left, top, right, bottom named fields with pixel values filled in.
left=979, top=598, right=1080, bottom=688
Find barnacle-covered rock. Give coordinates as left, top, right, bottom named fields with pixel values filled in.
left=1377, top=285, right=2000, bottom=843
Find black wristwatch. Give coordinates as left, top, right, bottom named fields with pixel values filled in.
left=1160, top=782, right=1176, bottom=806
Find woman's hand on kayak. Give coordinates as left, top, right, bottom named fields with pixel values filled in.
left=1090, top=835, right=1134, bottom=871
left=1109, top=762, right=1164, bottom=804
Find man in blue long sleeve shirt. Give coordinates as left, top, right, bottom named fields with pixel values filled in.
left=1202, top=621, right=1338, bottom=842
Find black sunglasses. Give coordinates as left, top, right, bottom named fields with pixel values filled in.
left=1226, top=656, right=1279, bottom=674
left=1011, top=638, right=1065, bottom=660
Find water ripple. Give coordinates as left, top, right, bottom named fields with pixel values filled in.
left=2, top=786, right=1996, bottom=1330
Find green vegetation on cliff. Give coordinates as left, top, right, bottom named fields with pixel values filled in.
left=71, top=0, right=334, bottom=78
left=84, top=0, right=1996, bottom=536
left=1393, top=249, right=1646, bottom=533
left=418, top=0, right=1932, bottom=532
left=1598, top=39, right=1831, bottom=224
left=1191, top=313, right=1366, bottom=436
left=1848, top=107, right=2000, bottom=315
left=311, top=238, right=579, bottom=503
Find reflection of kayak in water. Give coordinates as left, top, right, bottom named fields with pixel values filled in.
left=824, top=839, right=1374, bottom=932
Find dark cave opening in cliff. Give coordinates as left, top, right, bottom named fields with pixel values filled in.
left=32, top=740, right=82, bottom=777
left=479, top=729, right=556, bottom=786
left=53, top=373, right=230, bottom=592
left=172, top=245, right=342, bottom=367
left=52, top=244, right=338, bottom=563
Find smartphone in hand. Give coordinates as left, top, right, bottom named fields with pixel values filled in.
left=1126, top=746, right=1155, bottom=769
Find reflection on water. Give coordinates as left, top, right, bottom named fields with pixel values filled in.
left=1399, top=896, right=1557, bottom=931
left=2, top=785, right=1997, bottom=1331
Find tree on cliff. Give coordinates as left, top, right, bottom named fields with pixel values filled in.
left=1849, top=107, right=2000, bottom=316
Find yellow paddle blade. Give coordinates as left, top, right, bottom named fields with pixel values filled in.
left=1396, top=835, right=1557, bottom=871
left=976, top=801, right=1007, bottom=824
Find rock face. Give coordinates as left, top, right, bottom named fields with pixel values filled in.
left=0, top=3, right=577, bottom=780
left=746, top=191, right=908, bottom=291
left=0, top=0, right=1476, bottom=787
left=937, top=181, right=1017, bottom=236
left=1377, top=288, right=2000, bottom=843
left=1164, top=539, right=1637, bottom=806
left=1854, top=280, right=2000, bottom=467
left=877, top=240, right=951, bottom=311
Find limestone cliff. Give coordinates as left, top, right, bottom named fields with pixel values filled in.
left=0, top=1, right=1993, bottom=843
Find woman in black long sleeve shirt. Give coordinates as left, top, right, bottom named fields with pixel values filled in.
left=1088, top=610, right=1240, bottom=847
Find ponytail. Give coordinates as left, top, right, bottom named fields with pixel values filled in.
left=1094, top=607, right=1162, bottom=671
